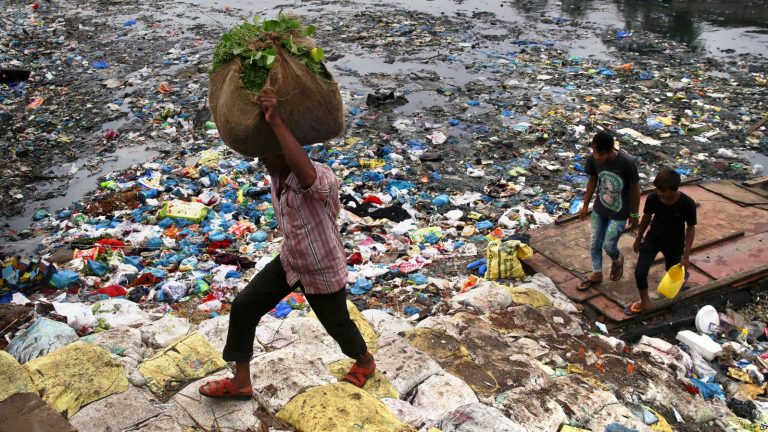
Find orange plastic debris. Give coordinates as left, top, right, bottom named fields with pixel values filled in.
left=158, top=82, right=173, bottom=94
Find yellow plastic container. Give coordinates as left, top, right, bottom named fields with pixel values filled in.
left=657, top=264, right=686, bottom=299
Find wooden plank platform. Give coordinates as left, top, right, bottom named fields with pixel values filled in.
left=525, top=181, right=768, bottom=323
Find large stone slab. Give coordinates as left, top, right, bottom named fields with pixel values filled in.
left=376, top=336, right=442, bottom=395
left=249, top=346, right=337, bottom=412
left=411, top=373, right=479, bottom=423
left=24, top=341, right=129, bottom=417
left=171, top=371, right=262, bottom=432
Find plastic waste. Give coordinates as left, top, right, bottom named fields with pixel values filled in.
left=7, top=317, right=79, bottom=363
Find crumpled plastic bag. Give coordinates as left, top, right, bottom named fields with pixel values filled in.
left=7, top=317, right=79, bottom=363
left=484, top=239, right=533, bottom=280
left=155, top=281, right=188, bottom=303
left=53, top=302, right=97, bottom=333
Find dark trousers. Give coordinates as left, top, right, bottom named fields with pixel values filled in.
left=634, top=237, right=683, bottom=291
left=222, top=256, right=367, bottom=362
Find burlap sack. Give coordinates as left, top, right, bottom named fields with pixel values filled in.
left=209, top=44, right=344, bottom=158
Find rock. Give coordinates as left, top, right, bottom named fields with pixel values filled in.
left=92, top=298, right=150, bottom=328
left=249, top=346, right=337, bottom=412
left=275, top=382, right=415, bottom=432
left=140, top=314, right=193, bottom=348
left=381, top=398, right=426, bottom=428
left=7, top=317, right=79, bottom=363
left=362, top=309, right=413, bottom=339
left=376, top=336, right=442, bottom=395
left=24, top=341, right=129, bottom=417
left=0, top=351, right=35, bottom=402
left=440, top=403, right=525, bottom=432
left=0, top=392, right=77, bottom=432
left=451, top=281, right=512, bottom=312
left=69, top=385, right=163, bottom=432
left=411, top=373, right=479, bottom=423
left=197, top=314, right=265, bottom=356
left=171, top=371, right=262, bottom=431
left=255, top=316, right=347, bottom=363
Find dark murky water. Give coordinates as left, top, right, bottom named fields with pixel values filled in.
left=192, top=0, right=768, bottom=57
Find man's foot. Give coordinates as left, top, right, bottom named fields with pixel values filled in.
left=342, top=357, right=376, bottom=388
left=609, top=254, right=624, bottom=281
left=624, top=301, right=645, bottom=316
left=578, top=274, right=603, bottom=291
left=199, top=377, right=253, bottom=400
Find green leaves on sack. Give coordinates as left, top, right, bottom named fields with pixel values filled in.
left=211, top=13, right=330, bottom=92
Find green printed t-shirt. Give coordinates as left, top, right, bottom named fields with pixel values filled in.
left=586, top=151, right=639, bottom=220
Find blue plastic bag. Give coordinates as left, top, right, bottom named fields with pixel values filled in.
left=49, top=270, right=81, bottom=289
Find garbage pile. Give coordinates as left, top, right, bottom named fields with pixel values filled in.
left=1, top=0, right=768, bottom=430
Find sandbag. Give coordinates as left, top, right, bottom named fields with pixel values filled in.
left=209, top=46, right=344, bottom=157
left=484, top=239, right=533, bottom=280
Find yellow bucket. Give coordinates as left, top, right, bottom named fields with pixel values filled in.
left=657, top=264, right=686, bottom=299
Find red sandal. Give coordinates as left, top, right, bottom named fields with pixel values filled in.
left=342, top=362, right=377, bottom=388
left=198, top=377, right=253, bottom=400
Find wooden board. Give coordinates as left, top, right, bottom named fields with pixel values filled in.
left=699, top=181, right=768, bottom=206
left=692, top=232, right=768, bottom=280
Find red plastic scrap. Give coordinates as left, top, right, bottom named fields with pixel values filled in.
left=681, top=381, right=700, bottom=395
left=363, top=195, right=384, bottom=205
left=94, top=239, right=126, bottom=253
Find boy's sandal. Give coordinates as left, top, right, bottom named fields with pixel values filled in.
left=578, top=278, right=602, bottom=291
left=624, top=301, right=644, bottom=316
left=609, top=254, right=624, bottom=281
left=342, top=362, right=376, bottom=388
left=198, top=378, right=253, bottom=400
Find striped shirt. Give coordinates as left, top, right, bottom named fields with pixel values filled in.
left=270, top=162, right=348, bottom=294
